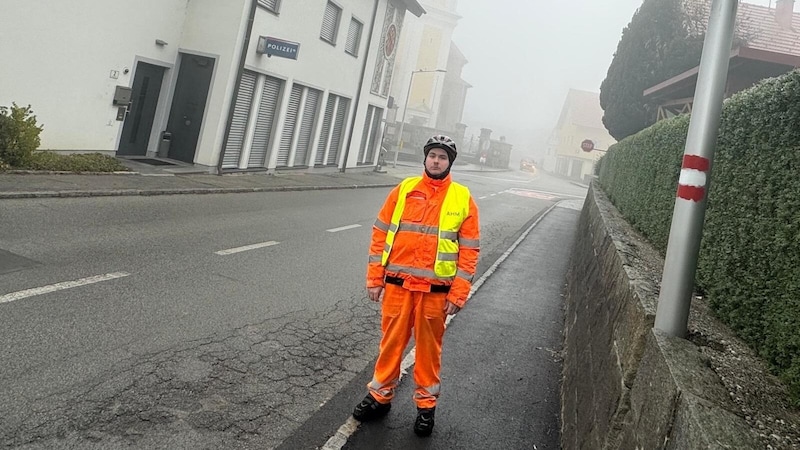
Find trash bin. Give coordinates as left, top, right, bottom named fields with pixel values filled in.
left=157, top=131, right=171, bottom=158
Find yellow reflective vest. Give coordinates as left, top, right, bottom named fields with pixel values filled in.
left=381, top=176, right=471, bottom=279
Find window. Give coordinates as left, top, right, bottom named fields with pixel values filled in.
left=276, top=84, right=322, bottom=168
left=345, top=17, right=363, bottom=56
left=358, top=105, right=383, bottom=164
left=257, top=0, right=280, bottom=13
left=316, top=94, right=350, bottom=166
left=321, top=1, right=342, bottom=45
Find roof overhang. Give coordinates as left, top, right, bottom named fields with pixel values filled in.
left=397, top=0, right=426, bottom=17
left=643, top=46, right=800, bottom=101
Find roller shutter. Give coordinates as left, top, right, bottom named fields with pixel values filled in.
left=248, top=76, right=281, bottom=168
left=221, top=70, right=257, bottom=169
left=277, top=84, right=303, bottom=167
left=315, top=95, right=336, bottom=166
left=327, top=97, right=349, bottom=166
left=294, top=88, right=320, bottom=167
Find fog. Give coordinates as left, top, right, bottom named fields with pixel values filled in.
left=450, top=0, right=788, bottom=157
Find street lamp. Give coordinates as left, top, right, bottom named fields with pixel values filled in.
left=392, top=68, right=447, bottom=168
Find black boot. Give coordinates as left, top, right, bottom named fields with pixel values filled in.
left=414, top=407, right=435, bottom=437
left=352, top=394, right=391, bottom=421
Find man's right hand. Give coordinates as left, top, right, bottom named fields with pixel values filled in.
left=367, top=286, right=384, bottom=302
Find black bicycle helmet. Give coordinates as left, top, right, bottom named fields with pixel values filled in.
left=423, top=135, right=457, bottom=163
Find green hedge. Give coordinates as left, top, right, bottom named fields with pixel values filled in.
left=597, top=69, right=800, bottom=405
left=20, top=152, right=130, bottom=172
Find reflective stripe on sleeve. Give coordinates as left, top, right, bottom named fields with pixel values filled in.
left=458, top=237, right=480, bottom=247
left=373, top=219, right=390, bottom=232
left=368, top=254, right=382, bottom=263
left=457, top=269, right=474, bottom=282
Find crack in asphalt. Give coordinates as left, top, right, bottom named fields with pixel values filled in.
left=1, top=295, right=382, bottom=449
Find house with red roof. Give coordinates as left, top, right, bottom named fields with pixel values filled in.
left=645, top=0, right=800, bottom=120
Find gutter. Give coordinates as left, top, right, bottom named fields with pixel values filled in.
left=401, top=0, right=426, bottom=17
left=216, top=0, right=258, bottom=175
left=340, top=0, right=381, bottom=173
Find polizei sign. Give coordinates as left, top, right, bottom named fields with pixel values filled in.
left=257, top=36, right=300, bottom=60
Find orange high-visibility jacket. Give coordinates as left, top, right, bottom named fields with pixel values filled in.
left=367, top=173, right=480, bottom=308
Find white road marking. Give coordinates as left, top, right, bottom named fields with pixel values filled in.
left=326, top=224, right=362, bottom=233
left=504, top=188, right=584, bottom=199
left=214, top=241, right=279, bottom=255
left=0, top=272, right=131, bottom=304
left=455, top=172, right=537, bottom=184
left=322, top=203, right=561, bottom=449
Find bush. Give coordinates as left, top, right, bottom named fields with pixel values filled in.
left=21, top=152, right=130, bottom=172
left=598, top=69, right=800, bottom=406
left=0, top=103, right=43, bottom=167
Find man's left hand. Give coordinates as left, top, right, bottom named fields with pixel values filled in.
left=444, top=301, right=461, bottom=316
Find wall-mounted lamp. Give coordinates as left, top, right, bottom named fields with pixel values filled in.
left=155, top=39, right=168, bottom=46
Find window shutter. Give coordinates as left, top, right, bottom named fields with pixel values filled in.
left=315, top=95, right=336, bottom=166
left=365, top=107, right=382, bottom=163
left=277, top=85, right=303, bottom=167
left=221, top=70, right=257, bottom=169
left=321, top=2, right=341, bottom=43
left=345, top=18, right=362, bottom=55
left=248, top=76, right=282, bottom=168
left=294, top=88, right=320, bottom=167
left=327, top=97, right=349, bottom=166
left=357, top=106, right=375, bottom=163
left=257, top=0, right=279, bottom=12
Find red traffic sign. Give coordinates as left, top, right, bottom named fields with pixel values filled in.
left=580, top=139, right=594, bottom=152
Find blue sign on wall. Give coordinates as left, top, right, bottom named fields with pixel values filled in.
left=257, top=36, right=300, bottom=60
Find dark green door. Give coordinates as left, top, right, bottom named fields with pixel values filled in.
left=118, top=62, right=165, bottom=156
left=166, top=54, right=215, bottom=163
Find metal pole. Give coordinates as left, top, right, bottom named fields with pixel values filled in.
left=392, top=69, right=446, bottom=168
left=392, top=71, right=416, bottom=168
left=654, top=0, right=738, bottom=337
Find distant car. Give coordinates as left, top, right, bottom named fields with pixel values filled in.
left=520, top=159, right=535, bottom=172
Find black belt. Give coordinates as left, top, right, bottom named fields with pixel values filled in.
left=385, top=276, right=450, bottom=293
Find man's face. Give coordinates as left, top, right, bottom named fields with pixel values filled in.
left=425, top=147, right=451, bottom=176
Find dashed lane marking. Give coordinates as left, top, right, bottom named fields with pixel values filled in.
left=326, top=224, right=362, bottom=233
left=214, top=241, right=279, bottom=255
left=0, top=272, right=131, bottom=304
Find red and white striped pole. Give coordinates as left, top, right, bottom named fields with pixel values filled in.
left=655, top=0, right=738, bottom=338
left=677, top=155, right=710, bottom=202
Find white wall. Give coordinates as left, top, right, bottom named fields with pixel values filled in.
left=244, top=0, right=393, bottom=170
left=0, top=0, right=400, bottom=170
left=180, top=0, right=249, bottom=166
left=389, top=0, right=457, bottom=129
left=0, top=0, right=189, bottom=151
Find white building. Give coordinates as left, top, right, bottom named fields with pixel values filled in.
left=389, top=0, right=460, bottom=129
left=0, top=0, right=424, bottom=172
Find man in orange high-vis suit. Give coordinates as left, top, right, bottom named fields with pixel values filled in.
left=352, top=135, right=480, bottom=437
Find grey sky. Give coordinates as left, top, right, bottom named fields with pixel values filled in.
left=450, top=0, right=786, bottom=152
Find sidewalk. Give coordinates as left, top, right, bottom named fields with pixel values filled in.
left=0, top=159, right=508, bottom=199
left=281, top=201, right=582, bottom=449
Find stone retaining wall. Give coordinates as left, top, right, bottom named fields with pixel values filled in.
left=560, top=183, right=759, bottom=449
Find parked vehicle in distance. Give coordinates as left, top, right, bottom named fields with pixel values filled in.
left=520, top=159, right=536, bottom=172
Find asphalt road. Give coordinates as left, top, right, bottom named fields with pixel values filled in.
left=0, top=168, right=585, bottom=449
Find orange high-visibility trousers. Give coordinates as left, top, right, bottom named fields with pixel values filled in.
left=367, top=283, right=447, bottom=409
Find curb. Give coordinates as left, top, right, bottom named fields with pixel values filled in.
left=0, top=183, right=399, bottom=199
left=2, top=170, right=139, bottom=175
